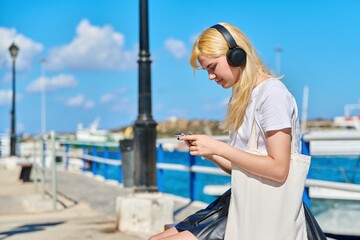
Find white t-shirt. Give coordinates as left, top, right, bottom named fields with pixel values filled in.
left=228, top=78, right=300, bottom=154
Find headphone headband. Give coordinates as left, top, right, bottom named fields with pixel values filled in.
left=210, top=24, right=247, bottom=67
left=211, top=24, right=237, bottom=49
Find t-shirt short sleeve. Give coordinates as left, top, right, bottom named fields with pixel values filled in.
left=258, top=81, right=294, bottom=132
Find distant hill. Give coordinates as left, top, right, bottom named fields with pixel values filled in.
left=156, top=118, right=225, bottom=138
left=112, top=118, right=226, bottom=138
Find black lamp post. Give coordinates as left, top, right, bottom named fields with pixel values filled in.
left=133, top=0, right=158, bottom=192
left=8, top=42, right=19, bottom=156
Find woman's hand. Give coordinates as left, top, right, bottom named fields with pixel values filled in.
left=181, top=134, right=232, bottom=174
left=180, top=134, right=223, bottom=157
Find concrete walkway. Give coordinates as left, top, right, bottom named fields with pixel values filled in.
left=0, top=160, right=203, bottom=240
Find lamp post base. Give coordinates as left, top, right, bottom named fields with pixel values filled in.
left=116, top=192, right=174, bottom=237
left=133, top=119, right=158, bottom=192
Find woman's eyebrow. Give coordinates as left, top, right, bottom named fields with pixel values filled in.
left=202, top=63, right=213, bottom=70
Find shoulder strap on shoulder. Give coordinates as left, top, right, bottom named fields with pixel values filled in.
left=247, top=81, right=297, bottom=153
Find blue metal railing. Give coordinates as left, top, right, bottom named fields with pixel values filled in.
left=40, top=138, right=331, bottom=205
left=60, top=141, right=228, bottom=203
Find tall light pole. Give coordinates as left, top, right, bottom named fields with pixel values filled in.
left=133, top=0, right=158, bottom=192
left=40, top=58, right=47, bottom=135
left=275, top=45, right=282, bottom=75
left=301, top=86, right=309, bottom=133
left=8, top=43, right=19, bottom=156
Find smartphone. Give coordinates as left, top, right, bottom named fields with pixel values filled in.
left=175, top=132, right=186, bottom=140
left=175, top=132, right=192, bottom=146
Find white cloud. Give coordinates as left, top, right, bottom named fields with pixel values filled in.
left=100, top=93, right=116, bottom=103
left=100, top=87, right=128, bottom=103
left=84, top=100, right=95, bottom=109
left=110, top=98, right=135, bottom=114
left=164, top=38, right=187, bottom=59
left=0, top=27, right=43, bottom=70
left=0, top=90, right=12, bottom=106
left=66, top=94, right=85, bottom=107
left=65, top=94, right=95, bottom=109
left=0, top=89, right=22, bottom=106
left=46, top=19, right=137, bottom=71
left=26, top=74, right=77, bottom=93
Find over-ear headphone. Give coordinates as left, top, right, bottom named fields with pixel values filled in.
left=211, top=24, right=246, bottom=67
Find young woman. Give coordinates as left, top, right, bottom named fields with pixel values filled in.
left=149, top=22, right=308, bottom=240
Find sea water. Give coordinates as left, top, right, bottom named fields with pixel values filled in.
left=308, top=156, right=360, bottom=184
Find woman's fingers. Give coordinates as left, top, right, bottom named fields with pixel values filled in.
left=189, top=145, right=197, bottom=151
left=184, top=140, right=192, bottom=147
left=181, top=135, right=197, bottom=142
left=180, top=135, right=212, bottom=156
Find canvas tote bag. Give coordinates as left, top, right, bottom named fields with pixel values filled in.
left=225, top=87, right=311, bottom=240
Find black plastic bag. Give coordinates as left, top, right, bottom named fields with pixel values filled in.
left=304, top=203, right=327, bottom=240
left=175, top=189, right=231, bottom=240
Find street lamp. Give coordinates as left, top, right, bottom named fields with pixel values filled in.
left=8, top=42, right=19, bottom=156
left=133, top=0, right=158, bottom=192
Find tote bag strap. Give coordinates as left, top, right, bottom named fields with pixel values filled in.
left=247, top=83, right=298, bottom=153
left=247, top=83, right=266, bottom=151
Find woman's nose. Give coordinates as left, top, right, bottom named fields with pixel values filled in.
left=208, top=72, right=216, bottom=80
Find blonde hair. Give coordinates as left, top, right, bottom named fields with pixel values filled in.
left=190, top=23, right=276, bottom=132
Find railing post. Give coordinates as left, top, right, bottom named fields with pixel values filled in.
left=82, top=145, right=87, bottom=171
left=91, top=145, right=97, bottom=174
left=117, top=148, right=122, bottom=182
left=65, top=144, right=70, bottom=170
left=301, top=137, right=311, bottom=208
left=103, top=146, right=109, bottom=179
left=50, top=131, right=57, bottom=211
left=189, top=153, right=196, bottom=202
left=301, top=137, right=310, bottom=156
left=157, top=144, right=164, bottom=192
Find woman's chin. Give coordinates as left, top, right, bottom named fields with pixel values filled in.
left=221, top=84, right=231, bottom=89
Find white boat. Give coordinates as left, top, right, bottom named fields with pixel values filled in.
left=76, top=118, right=109, bottom=142
left=0, top=134, right=10, bottom=157
left=333, top=102, right=360, bottom=130
left=334, top=115, right=360, bottom=131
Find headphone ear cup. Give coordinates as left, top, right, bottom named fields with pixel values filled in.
left=227, top=47, right=246, bottom=67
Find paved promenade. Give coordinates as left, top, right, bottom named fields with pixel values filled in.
left=0, top=160, right=203, bottom=240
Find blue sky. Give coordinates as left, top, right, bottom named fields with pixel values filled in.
left=1, top=0, right=360, bottom=135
